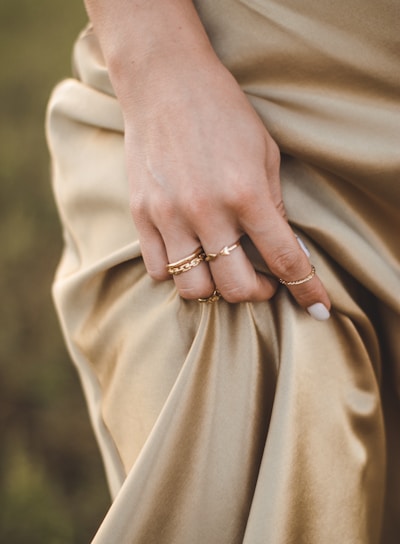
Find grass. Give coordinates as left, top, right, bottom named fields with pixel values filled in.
left=0, top=2, right=110, bottom=542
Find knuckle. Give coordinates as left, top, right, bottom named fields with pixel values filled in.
left=146, top=264, right=169, bottom=281
left=220, top=284, right=251, bottom=304
left=227, top=190, right=259, bottom=220
left=267, top=139, right=281, bottom=167
left=179, top=191, right=209, bottom=222
left=151, top=194, right=176, bottom=224
left=269, top=248, right=301, bottom=279
left=178, top=284, right=208, bottom=300
left=223, top=176, right=269, bottom=215
left=224, top=176, right=256, bottom=209
left=143, top=251, right=169, bottom=281
left=132, top=189, right=178, bottom=227
left=129, top=192, right=146, bottom=220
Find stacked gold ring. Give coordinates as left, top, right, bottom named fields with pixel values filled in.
left=167, top=239, right=241, bottom=302
left=166, top=247, right=206, bottom=276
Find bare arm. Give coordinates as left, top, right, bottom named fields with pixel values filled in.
left=84, top=0, right=215, bottom=106
left=83, top=0, right=331, bottom=318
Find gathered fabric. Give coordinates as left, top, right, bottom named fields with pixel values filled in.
left=46, top=1, right=400, bottom=542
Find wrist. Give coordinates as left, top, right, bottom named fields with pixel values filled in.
left=88, top=0, right=217, bottom=108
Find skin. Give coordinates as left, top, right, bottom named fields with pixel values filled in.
left=83, top=0, right=331, bottom=312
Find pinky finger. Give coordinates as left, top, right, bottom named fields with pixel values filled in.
left=138, top=224, right=170, bottom=281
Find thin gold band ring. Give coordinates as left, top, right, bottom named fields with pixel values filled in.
left=205, top=238, right=241, bottom=262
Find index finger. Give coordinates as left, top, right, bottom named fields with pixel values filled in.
left=242, top=202, right=331, bottom=320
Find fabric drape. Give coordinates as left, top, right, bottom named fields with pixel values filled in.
left=46, top=1, right=400, bottom=542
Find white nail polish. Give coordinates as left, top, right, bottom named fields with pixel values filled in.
left=307, top=303, right=330, bottom=321
left=295, top=235, right=311, bottom=258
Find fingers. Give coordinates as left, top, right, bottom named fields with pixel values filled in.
left=138, top=224, right=215, bottom=299
left=138, top=219, right=278, bottom=302
left=136, top=201, right=330, bottom=319
left=164, top=237, right=215, bottom=300
left=242, top=202, right=331, bottom=320
left=163, top=227, right=277, bottom=302
left=138, top=223, right=170, bottom=281
left=132, top=159, right=330, bottom=316
left=201, top=235, right=277, bottom=303
left=123, top=55, right=331, bottom=317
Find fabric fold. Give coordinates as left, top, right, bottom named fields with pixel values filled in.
left=46, top=3, right=400, bottom=542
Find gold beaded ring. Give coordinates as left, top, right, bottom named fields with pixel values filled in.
left=279, top=264, right=316, bottom=286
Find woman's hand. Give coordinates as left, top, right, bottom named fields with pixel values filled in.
left=84, top=0, right=331, bottom=318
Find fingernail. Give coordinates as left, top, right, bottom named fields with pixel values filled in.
left=295, top=235, right=311, bottom=258
left=307, top=303, right=330, bottom=321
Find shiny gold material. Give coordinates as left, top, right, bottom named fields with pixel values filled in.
left=197, top=288, right=221, bottom=303
left=166, top=247, right=206, bottom=276
left=47, top=6, right=400, bottom=544
left=279, top=264, right=316, bottom=286
left=205, top=239, right=241, bottom=262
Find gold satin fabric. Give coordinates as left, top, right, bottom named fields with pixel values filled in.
left=46, top=1, right=400, bottom=542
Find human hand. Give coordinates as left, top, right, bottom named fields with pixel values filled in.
left=123, top=51, right=331, bottom=319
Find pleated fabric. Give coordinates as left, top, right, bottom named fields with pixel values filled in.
left=46, top=1, right=400, bottom=542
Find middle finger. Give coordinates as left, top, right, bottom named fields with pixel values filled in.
left=202, top=235, right=277, bottom=303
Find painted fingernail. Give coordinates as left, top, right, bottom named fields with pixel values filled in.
left=307, top=303, right=330, bottom=321
left=296, top=235, right=311, bottom=258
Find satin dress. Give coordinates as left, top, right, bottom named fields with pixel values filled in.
left=46, top=1, right=400, bottom=542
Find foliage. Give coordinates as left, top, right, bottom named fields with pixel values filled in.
left=0, top=1, right=110, bottom=542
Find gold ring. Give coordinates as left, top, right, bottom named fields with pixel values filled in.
left=279, top=265, right=316, bottom=286
left=205, top=238, right=241, bottom=262
left=198, top=289, right=221, bottom=303
left=167, top=247, right=206, bottom=276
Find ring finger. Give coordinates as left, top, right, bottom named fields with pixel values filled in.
left=163, top=232, right=215, bottom=300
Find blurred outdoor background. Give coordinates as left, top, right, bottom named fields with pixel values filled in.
left=0, top=2, right=110, bottom=542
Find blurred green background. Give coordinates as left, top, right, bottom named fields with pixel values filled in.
left=0, top=2, right=110, bottom=542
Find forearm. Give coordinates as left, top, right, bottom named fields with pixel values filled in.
left=83, top=0, right=217, bottom=110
